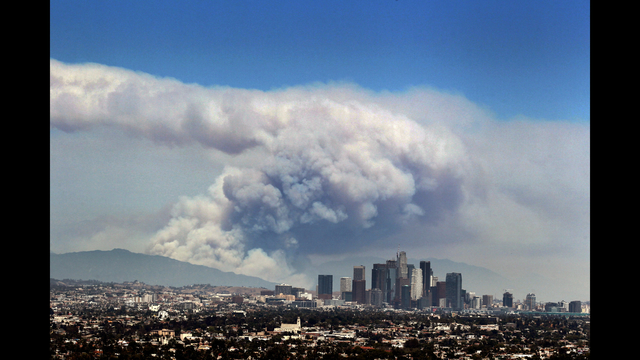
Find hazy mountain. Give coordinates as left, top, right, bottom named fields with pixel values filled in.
left=50, top=249, right=276, bottom=289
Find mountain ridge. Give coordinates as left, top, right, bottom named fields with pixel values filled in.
left=50, top=248, right=276, bottom=289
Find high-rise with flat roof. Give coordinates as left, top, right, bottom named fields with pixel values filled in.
left=317, top=275, right=333, bottom=300
left=352, top=279, right=366, bottom=304
left=483, top=295, right=494, bottom=308
left=353, top=265, right=365, bottom=281
left=340, top=277, right=352, bottom=292
left=371, top=263, right=386, bottom=293
left=401, top=285, right=412, bottom=309
left=503, top=292, right=513, bottom=307
left=419, top=261, right=431, bottom=298
left=410, top=268, right=422, bottom=300
left=275, top=284, right=292, bottom=296
left=569, top=300, right=581, bottom=313
left=445, top=272, right=462, bottom=310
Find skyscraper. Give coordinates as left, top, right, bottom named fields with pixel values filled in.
left=385, top=260, right=397, bottom=304
left=340, top=277, right=352, bottom=292
left=352, top=279, right=366, bottom=304
left=371, top=263, right=386, bottom=293
left=503, top=292, right=513, bottom=308
left=410, top=268, right=422, bottom=300
left=569, top=300, right=581, bottom=313
left=401, top=285, right=412, bottom=309
left=340, top=277, right=352, bottom=300
left=445, top=272, right=462, bottom=310
left=397, top=251, right=408, bottom=279
left=419, top=261, right=431, bottom=298
left=353, top=265, right=365, bottom=281
left=317, top=275, right=333, bottom=300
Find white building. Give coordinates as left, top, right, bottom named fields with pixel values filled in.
left=274, top=317, right=301, bottom=333
left=410, top=268, right=422, bottom=300
left=340, top=277, right=352, bottom=292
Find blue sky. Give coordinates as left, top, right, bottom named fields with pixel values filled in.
left=50, top=0, right=589, bottom=122
left=50, top=1, right=590, bottom=301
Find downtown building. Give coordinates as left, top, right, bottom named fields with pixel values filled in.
left=483, top=295, right=494, bottom=308
left=410, top=268, right=423, bottom=301
left=352, top=266, right=366, bottom=304
left=317, top=275, right=333, bottom=300
left=340, top=277, right=352, bottom=301
left=420, top=261, right=432, bottom=302
left=275, top=284, right=293, bottom=296
left=525, top=293, right=536, bottom=310
left=445, top=272, right=463, bottom=310
left=503, top=291, right=514, bottom=308
left=569, top=300, right=582, bottom=313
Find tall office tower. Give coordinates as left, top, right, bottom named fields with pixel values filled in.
left=385, top=260, right=397, bottom=304
left=419, top=261, right=431, bottom=298
left=352, top=279, right=366, bottom=304
left=397, top=251, right=408, bottom=279
left=372, top=263, right=387, bottom=292
left=401, top=285, right=412, bottom=309
left=445, top=272, right=463, bottom=310
left=569, top=300, right=581, bottom=313
left=317, top=275, right=333, bottom=300
left=275, top=284, right=293, bottom=296
left=503, top=292, right=513, bottom=307
left=482, top=295, right=494, bottom=308
left=353, top=265, right=365, bottom=281
left=525, top=293, right=536, bottom=310
left=410, top=268, right=423, bottom=300
left=340, top=277, right=351, bottom=300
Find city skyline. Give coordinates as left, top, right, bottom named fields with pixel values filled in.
left=50, top=1, right=589, bottom=302
left=273, top=251, right=581, bottom=310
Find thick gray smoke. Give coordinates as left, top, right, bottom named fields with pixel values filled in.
left=50, top=59, right=590, bottom=288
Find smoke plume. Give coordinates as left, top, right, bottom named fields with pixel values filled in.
left=50, top=59, right=589, bottom=287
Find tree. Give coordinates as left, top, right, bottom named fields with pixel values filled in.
left=404, top=338, right=421, bottom=349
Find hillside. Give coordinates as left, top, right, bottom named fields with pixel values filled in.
left=50, top=249, right=275, bottom=289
